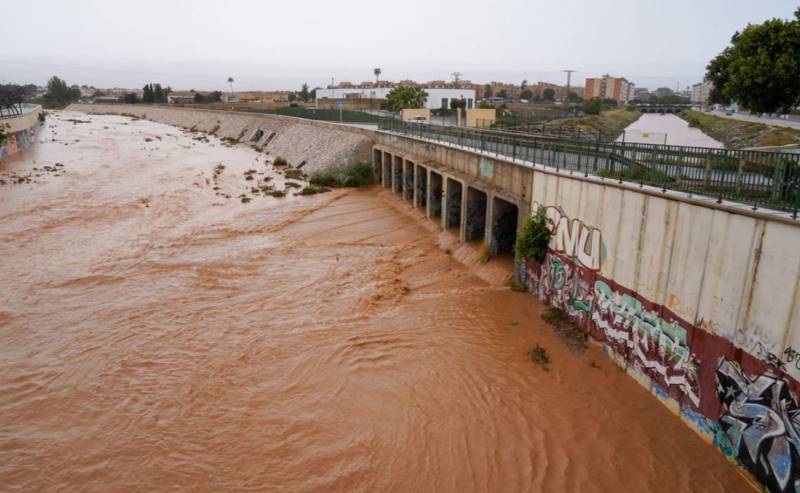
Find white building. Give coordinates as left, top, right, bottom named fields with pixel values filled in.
left=691, top=81, right=714, bottom=106
left=316, top=87, right=477, bottom=110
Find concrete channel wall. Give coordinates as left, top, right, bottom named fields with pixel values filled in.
left=375, top=131, right=800, bottom=493
left=1, top=105, right=43, bottom=161
left=68, top=104, right=375, bottom=172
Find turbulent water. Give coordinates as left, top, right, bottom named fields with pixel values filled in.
left=0, top=112, right=753, bottom=492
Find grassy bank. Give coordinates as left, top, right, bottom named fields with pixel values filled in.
left=678, top=110, right=800, bottom=149
left=551, top=109, right=641, bottom=141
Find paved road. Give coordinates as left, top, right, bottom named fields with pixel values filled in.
left=709, top=110, right=800, bottom=130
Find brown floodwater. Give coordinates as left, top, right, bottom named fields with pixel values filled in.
left=0, top=112, right=755, bottom=492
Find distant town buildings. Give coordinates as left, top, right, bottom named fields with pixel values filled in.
left=584, top=75, right=635, bottom=104
left=316, top=86, right=477, bottom=110
left=691, top=80, right=714, bottom=106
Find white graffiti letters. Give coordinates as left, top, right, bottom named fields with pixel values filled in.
left=536, top=203, right=603, bottom=271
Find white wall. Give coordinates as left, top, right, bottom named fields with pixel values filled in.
left=316, top=87, right=476, bottom=110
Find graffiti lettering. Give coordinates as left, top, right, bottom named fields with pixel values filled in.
left=784, top=347, right=800, bottom=371
left=533, top=203, right=604, bottom=271
left=716, top=358, right=800, bottom=493
left=526, top=251, right=700, bottom=407
left=697, top=317, right=721, bottom=334
left=593, top=280, right=701, bottom=407
left=756, top=342, right=787, bottom=371
left=532, top=253, right=594, bottom=325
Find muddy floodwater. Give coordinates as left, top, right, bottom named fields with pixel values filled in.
left=0, top=112, right=754, bottom=492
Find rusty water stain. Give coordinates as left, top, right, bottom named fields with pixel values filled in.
left=0, top=112, right=753, bottom=492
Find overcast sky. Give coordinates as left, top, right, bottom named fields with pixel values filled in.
left=2, top=0, right=797, bottom=91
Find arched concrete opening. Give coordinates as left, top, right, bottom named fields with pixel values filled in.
left=465, top=187, right=487, bottom=241
left=492, top=197, right=518, bottom=256
left=393, top=156, right=403, bottom=194
left=373, top=149, right=382, bottom=182
left=446, top=178, right=463, bottom=230
left=404, top=161, right=414, bottom=201
left=382, top=153, right=392, bottom=188
left=251, top=129, right=265, bottom=142
left=415, top=165, right=427, bottom=209
left=429, top=171, right=443, bottom=218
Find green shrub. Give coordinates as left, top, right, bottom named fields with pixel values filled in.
left=273, top=156, right=288, bottom=167
left=515, top=208, right=552, bottom=262
left=300, top=185, right=330, bottom=195
left=309, top=162, right=373, bottom=187
left=284, top=169, right=306, bottom=180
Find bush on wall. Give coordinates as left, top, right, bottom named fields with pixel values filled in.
left=515, top=208, right=552, bottom=262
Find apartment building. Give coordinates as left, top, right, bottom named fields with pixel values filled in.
left=584, top=75, right=635, bottom=104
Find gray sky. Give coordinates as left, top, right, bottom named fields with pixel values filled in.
left=2, top=0, right=798, bottom=91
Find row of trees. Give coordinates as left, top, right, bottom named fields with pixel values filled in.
left=706, top=7, right=800, bottom=114
left=142, top=83, right=171, bottom=104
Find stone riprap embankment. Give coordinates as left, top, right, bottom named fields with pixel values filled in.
left=67, top=104, right=375, bottom=172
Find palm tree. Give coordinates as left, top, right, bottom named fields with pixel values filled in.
left=227, top=77, right=235, bottom=100
left=374, top=68, right=381, bottom=87
left=414, top=88, right=428, bottom=108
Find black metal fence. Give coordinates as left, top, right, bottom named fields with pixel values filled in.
left=378, top=119, right=800, bottom=216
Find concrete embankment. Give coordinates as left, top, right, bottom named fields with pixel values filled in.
left=67, top=104, right=375, bottom=172
left=375, top=130, right=800, bottom=492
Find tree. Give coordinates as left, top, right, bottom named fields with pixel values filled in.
left=497, top=89, right=508, bottom=100
left=227, top=77, right=235, bottom=98
left=288, top=93, right=297, bottom=102
left=43, top=76, right=80, bottom=107
left=142, top=84, right=153, bottom=103
left=374, top=68, right=381, bottom=86
left=483, top=84, right=493, bottom=99
left=0, top=84, right=36, bottom=114
left=449, top=98, right=466, bottom=110
left=299, top=83, right=310, bottom=102
left=154, top=84, right=164, bottom=103
left=520, top=89, right=533, bottom=100
left=581, top=97, right=605, bottom=115
left=542, top=88, right=555, bottom=102
left=521, top=79, right=528, bottom=91
left=706, top=8, right=800, bottom=113
left=380, top=86, right=428, bottom=111
left=121, top=92, right=139, bottom=104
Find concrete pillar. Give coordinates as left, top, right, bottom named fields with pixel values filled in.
left=441, top=177, right=449, bottom=230
left=425, top=168, right=432, bottom=218
left=485, top=191, right=495, bottom=253
left=459, top=181, right=468, bottom=243
left=412, top=163, right=418, bottom=207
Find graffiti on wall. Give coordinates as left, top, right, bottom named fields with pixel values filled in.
left=529, top=252, right=701, bottom=407
left=593, top=280, right=701, bottom=407
left=533, top=202, right=605, bottom=271
left=533, top=253, right=595, bottom=325
left=716, top=358, right=800, bottom=493
left=521, top=203, right=800, bottom=492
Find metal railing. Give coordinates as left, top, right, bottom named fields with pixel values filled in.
left=378, top=119, right=800, bottom=216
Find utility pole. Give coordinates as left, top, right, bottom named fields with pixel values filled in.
left=331, top=77, right=334, bottom=99
left=563, top=70, right=575, bottom=105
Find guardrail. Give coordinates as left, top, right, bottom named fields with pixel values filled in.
left=377, top=119, right=800, bottom=216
